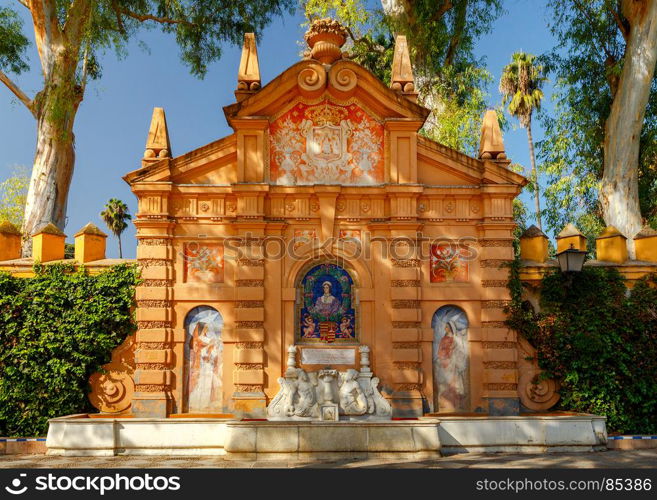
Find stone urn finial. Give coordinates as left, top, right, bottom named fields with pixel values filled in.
left=305, top=18, right=348, bottom=64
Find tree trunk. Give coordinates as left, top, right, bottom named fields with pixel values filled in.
left=118, top=235, right=123, bottom=259
left=17, top=0, right=89, bottom=256
left=601, top=0, right=657, bottom=257
left=20, top=54, right=82, bottom=255
left=526, top=119, right=542, bottom=230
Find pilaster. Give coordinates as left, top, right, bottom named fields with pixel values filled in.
left=230, top=223, right=267, bottom=416
left=132, top=218, right=176, bottom=417
left=387, top=228, right=424, bottom=417
left=477, top=222, right=519, bottom=415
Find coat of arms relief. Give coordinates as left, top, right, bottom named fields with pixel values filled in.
left=270, top=100, right=384, bottom=185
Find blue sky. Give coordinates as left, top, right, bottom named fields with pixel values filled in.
left=0, top=0, right=556, bottom=258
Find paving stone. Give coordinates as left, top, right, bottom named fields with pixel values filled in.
left=0, top=450, right=656, bottom=468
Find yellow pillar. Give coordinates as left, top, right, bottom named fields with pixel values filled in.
left=596, top=226, right=628, bottom=263
left=556, top=223, right=587, bottom=253
left=0, top=221, right=22, bottom=261
left=32, top=223, right=66, bottom=262
left=634, top=226, right=657, bottom=262
left=519, top=225, right=549, bottom=262
left=74, top=223, right=108, bottom=263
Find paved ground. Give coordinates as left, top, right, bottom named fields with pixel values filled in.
left=0, top=450, right=655, bottom=468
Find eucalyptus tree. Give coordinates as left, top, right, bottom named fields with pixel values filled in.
left=541, top=0, right=657, bottom=252
left=500, top=52, right=546, bottom=230
left=0, top=0, right=294, bottom=254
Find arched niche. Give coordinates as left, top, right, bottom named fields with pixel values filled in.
left=295, top=262, right=358, bottom=344
left=431, top=305, right=470, bottom=413
left=184, top=306, right=224, bottom=413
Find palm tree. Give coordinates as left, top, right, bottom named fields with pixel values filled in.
left=100, top=199, right=132, bottom=258
left=500, top=52, right=546, bottom=230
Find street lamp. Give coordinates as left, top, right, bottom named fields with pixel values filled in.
left=556, top=244, right=587, bottom=273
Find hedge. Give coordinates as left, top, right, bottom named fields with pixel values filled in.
left=0, top=263, right=138, bottom=436
left=507, top=259, right=657, bottom=434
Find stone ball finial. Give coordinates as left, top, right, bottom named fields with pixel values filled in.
left=304, top=18, right=348, bottom=65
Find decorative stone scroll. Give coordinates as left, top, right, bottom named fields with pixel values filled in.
left=88, top=335, right=136, bottom=414
left=328, top=64, right=358, bottom=97
left=517, top=337, right=560, bottom=411
left=267, top=345, right=392, bottom=421
left=297, top=63, right=327, bottom=97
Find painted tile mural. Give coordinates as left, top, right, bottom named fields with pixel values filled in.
left=339, top=229, right=361, bottom=242
left=270, top=100, right=384, bottom=185
left=184, top=243, right=224, bottom=283
left=185, top=306, right=224, bottom=413
left=298, top=263, right=356, bottom=343
left=293, top=229, right=317, bottom=250
left=430, top=244, right=469, bottom=283
left=432, top=306, right=469, bottom=412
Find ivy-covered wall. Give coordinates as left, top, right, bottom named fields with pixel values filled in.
left=0, top=264, right=139, bottom=437
left=508, top=260, right=657, bottom=434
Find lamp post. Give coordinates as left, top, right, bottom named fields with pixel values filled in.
left=556, top=244, right=587, bottom=273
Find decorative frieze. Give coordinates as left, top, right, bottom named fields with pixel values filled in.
left=481, top=280, right=508, bottom=288
left=236, top=280, right=265, bottom=287
left=141, top=279, right=172, bottom=287
left=486, top=383, right=516, bottom=391
left=482, top=300, right=511, bottom=309
left=484, top=361, right=516, bottom=370
left=137, top=321, right=171, bottom=330
left=139, top=259, right=169, bottom=268
left=391, top=258, right=420, bottom=267
left=137, top=300, right=171, bottom=309
left=480, top=259, right=509, bottom=268
left=482, top=341, right=516, bottom=349
left=391, top=280, right=421, bottom=287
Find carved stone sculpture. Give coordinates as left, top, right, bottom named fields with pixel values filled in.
left=339, top=369, right=368, bottom=415
left=294, top=369, right=318, bottom=417
left=267, top=344, right=392, bottom=421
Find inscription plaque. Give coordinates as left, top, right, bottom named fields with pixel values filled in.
left=301, top=348, right=356, bottom=365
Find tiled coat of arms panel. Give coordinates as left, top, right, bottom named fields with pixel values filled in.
left=270, top=100, right=384, bottom=185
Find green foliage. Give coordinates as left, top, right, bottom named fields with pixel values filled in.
left=507, top=265, right=657, bottom=434
left=0, top=166, right=29, bottom=227
left=0, top=7, right=30, bottom=74
left=539, top=0, right=657, bottom=234
left=0, top=264, right=139, bottom=437
left=0, top=1, right=296, bottom=81
left=302, top=0, right=502, bottom=156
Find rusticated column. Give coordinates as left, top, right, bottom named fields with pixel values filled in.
left=132, top=219, right=175, bottom=417
left=229, top=225, right=267, bottom=416
left=478, top=221, right=519, bottom=416
left=389, top=234, right=424, bottom=417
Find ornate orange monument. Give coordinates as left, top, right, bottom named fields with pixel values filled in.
left=118, top=19, right=533, bottom=420
left=43, top=20, right=611, bottom=457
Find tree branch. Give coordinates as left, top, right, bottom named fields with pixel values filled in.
left=429, top=0, right=454, bottom=23
left=444, top=0, right=467, bottom=66
left=0, top=70, right=35, bottom=117
left=610, top=5, right=630, bottom=42
left=572, top=0, right=616, bottom=61
left=14, top=0, right=29, bottom=9
left=344, top=26, right=384, bottom=53
left=117, top=8, right=194, bottom=27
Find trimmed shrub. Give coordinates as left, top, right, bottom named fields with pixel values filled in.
left=0, top=263, right=138, bottom=436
